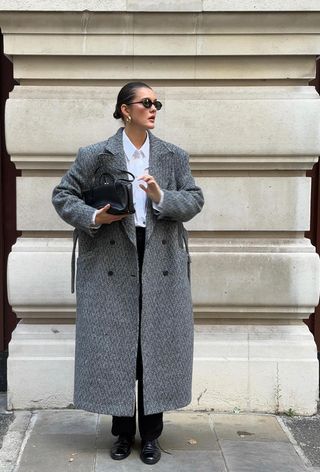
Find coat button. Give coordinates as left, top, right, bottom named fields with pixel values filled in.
left=162, top=239, right=167, bottom=244
left=108, top=270, right=114, bottom=276
left=163, top=270, right=168, bottom=276
left=110, top=240, right=115, bottom=245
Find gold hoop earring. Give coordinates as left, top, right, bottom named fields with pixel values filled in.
left=126, top=115, right=131, bottom=123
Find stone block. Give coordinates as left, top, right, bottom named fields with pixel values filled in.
left=7, top=238, right=320, bottom=317
left=16, top=175, right=311, bottom=231
left=191, top=251, right=320, bottom=311
left=5, top=87, right=320, bottom=161
left=13, top=56, right=317, bottom=83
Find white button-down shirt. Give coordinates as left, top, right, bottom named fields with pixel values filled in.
left=122, top=128, right=163, bottom=227
left=122, top=130, right=150, bottom=226
left=91, top=129, right=163, bottom=227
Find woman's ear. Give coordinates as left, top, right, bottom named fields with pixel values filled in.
left=120, top=104, right=129, bottom=119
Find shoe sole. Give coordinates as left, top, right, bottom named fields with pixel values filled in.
left=140, top=453, right=161, bottom=465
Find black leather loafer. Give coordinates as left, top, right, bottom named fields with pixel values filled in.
left=110, top=435, right=135, bottom=460
left=140, top=438, right=161, bottom=465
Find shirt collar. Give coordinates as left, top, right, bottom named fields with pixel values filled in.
left=123, top=128, right=149, bottom=160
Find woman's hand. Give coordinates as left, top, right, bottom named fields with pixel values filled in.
left=138, top=174, right=162, bottom=203
left=95, top=204, right=129, bottom=225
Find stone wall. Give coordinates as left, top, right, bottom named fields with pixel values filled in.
left=1, top=0, right=320, bottom=413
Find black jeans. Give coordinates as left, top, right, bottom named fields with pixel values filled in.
left=111, top=226, right=163, bottom=441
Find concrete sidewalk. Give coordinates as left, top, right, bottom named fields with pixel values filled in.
left=0, top=405, right=317, bottom=472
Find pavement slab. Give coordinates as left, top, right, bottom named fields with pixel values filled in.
left=31, top=409, right=98, bottom=435
left=212, top=413, right=290, bottom=442
left=157, top=411, right=220, bottom=451
left=95, top=448, right=227, bottom=472
left=17, top=432, right=97, bottom=472
left=220, top=440, right=308, bottom=472
left=0, top=407, right=312, bottom=472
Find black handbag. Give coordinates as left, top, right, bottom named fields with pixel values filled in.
left=83, top=166, right=135, bottom=215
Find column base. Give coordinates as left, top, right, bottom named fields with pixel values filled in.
left=190, top=321, right=319, bottom=416
left=7, top=320, right=75, bottom=410
left=7, top=319, right=319, bottom=415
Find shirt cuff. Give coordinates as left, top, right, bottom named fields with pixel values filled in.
left=90, top=209, right=102, bottom=229
left=152, top=190, right=164, bottom=213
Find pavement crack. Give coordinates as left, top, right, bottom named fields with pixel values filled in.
left=92, top=413, right=99, bottom=472
left=12, top=411, right=38, bottom=472
left=197, top=388, right=208, bottom=405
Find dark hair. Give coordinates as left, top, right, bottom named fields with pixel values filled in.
left=113, top=81, right=152, bottom=120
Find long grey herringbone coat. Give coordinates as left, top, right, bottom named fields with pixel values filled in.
left=52, top=126, right=204, bottom=416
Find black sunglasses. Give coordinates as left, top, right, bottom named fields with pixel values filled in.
left=127, top=98, right=162, bottom=110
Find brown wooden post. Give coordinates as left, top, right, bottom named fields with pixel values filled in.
left=305, top=56, right=320, bottom=350
left=0, top=30, right=21, bottom=391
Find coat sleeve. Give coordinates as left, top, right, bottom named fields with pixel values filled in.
left=155, top=148, right=204, bottom=222
left=51, top=146, right=99, bottom=237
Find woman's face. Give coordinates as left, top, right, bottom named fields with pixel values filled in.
left=122, top=87, right=159, bottom=130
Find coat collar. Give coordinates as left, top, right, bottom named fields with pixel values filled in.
left=122, top=127, right=149, bottom=161
left=102, top=126, right=170, bottom=160
left=101, top=127, right=172, bottom=248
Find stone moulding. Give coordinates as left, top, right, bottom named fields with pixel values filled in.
left=0, top=0, right=320, bottom=12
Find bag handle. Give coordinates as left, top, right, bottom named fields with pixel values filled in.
left=93, top=166, right=135, bottom=186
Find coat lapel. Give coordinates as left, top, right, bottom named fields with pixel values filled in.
left=145, top=129, right=169, bottom=246
left=100, top=127, right=172, bottom=248
left=100, top=127, right=137, bottom=248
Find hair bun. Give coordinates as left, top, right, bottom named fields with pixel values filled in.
left=113, top=105, right=121, bottom=120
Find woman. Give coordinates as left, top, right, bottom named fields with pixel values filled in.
left=52, top=81, right=204, bottom=465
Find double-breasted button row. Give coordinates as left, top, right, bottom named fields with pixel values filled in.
left=108, top=271, right=139, bottom=277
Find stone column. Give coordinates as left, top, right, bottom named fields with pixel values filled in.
left=1, top=0, right=319, bottom=413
